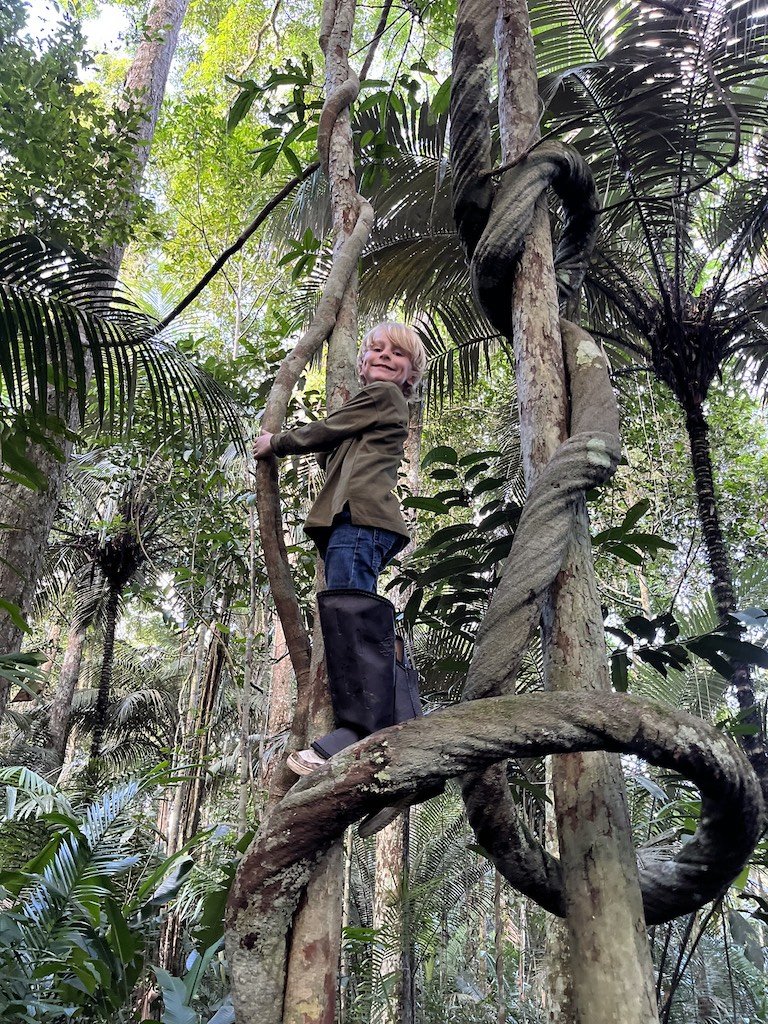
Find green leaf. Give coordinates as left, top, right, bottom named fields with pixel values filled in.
left=635, top=649, right=668, bottom=677
left=458, top=450, right=499, bottom=467
left=0, top=598, right=29, bottom=632
left=421, top=445, right=458, bottom=468
left=104, top=896, right=137, bottom=963
left=605, top=543, right=643, bottom=566
left=634, top=774, right=668, bottom=803
left=183, top=937, right=224, bottom=1002
left=621, top=532, right=676, bottom=553
left=624, top=615, right=657, bottom=642
left=193, top=862, right=236, bottom=950
left=402, top=496, right=450, bottom=513
left=419, top=524, right=475, bottom=552
left=143, top=855, right=195, bottom=908
left=154, top=966, right=196, bottom=1024
left=431, top=76, right=452, bottom=117
left=282, top=145, right=303, bottom=175
left=620, top=498, right=651, bottom=531
left=710, top=636, right=768, bottom=668
left=227, top=84, right=260, bottom=132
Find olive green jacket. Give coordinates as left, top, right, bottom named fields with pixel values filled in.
left=270, top=381, right=411, bottom=551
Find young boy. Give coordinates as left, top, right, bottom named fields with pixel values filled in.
left=253, top=322, right=427, bottom=776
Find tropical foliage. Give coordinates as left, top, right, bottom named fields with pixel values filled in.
left=0, top=0, right=766, bottom=1021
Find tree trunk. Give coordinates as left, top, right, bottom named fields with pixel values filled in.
left=496, top=2, right=658, bottom=1021
left=48, top=621, right=88, bottom=768
left=260, top=613, right=296, bottom=796
left=0, top=0, right=190, bottom=716
left=372, top=818, right=405, bottom=1021
left=90, top=588, right=120, bottom=759
left=370, top=408, right=422, bottom=1024
left=494, top=870, right=506, bottom=1024
left=239, top=527, right=262, bottom=837
left=168, top=612, right=229, bottom=854
left=540, top=764, right=575, bottom=1022
left=684, top=403, right=765, bottom=775
left=159, top=611, right=229, bottom=976
left=280, top=3, right=362, bottom=1021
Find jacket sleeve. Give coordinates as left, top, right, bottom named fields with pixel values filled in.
left=270, top=384, right=404, bottom=457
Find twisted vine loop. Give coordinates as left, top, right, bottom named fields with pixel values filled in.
left=449, top=0, right=764, bottom=923
left=225, top=4, right=764, bottom=1020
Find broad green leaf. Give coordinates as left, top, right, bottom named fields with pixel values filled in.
left=154, top=966, right=196, bottom=1024
left=431, top=76, right=452, bottom=117
left=421, top=445, right=458, bottom=468
left=620, top=498, right=651, bottom=531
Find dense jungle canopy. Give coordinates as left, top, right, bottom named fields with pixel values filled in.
left=0, top=1, right=767, bottom=1022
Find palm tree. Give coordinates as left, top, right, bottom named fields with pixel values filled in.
left=551, top=4, right=768, bottom=770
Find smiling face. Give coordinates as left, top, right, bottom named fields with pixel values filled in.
left=358, top=328, right=416, bottom=391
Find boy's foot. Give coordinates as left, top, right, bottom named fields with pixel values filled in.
left=286, top=748, right=327, bottom=776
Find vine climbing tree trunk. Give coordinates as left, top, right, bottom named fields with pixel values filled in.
left=281, top=6, right=361, bottom=1020
left=226, top=3, right=764, bottom=1021
left=494, top=1, right=658, bottom=1019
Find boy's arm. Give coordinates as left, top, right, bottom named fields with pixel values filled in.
left=268, top=384, right=399, bottom=457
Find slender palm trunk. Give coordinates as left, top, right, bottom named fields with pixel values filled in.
left=684, top=405, right=737, bottom=619
left=684, top=402, right=765, bottom=773
left=49, top=622, right=88, bottom=768
left=160, top=612, right=229, bottom=976
left=90, top=588, right=120, bottom=759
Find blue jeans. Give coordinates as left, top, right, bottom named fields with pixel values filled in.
left=323, top=508, right=401, bottom=592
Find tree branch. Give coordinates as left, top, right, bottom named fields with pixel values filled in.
left=157, top=161, right=320, bottom=331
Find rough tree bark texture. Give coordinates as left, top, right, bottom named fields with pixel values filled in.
left=495, top=2, right=658, bottom=1019
left=160, top=615, right=229, bottom=975
left=540, top=763, right=575, bottom=1023
left=0, top=0, right=189, bottom=713
left=260, top=614, right=296, bottom=796
left=90, top=588, right=120, bottom=759
left=372, top=819, right=405, bottom=1021
left=48, top=623, right=87, bottom=769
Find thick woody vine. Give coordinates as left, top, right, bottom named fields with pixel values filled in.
left=224, top=2, right=765, bottom=1022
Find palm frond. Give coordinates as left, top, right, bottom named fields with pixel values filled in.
left=0, top=235, right=244, bottom=448
left=531, top=0, right=637, bottom=76
left=0, top=766, right=74, bottom=821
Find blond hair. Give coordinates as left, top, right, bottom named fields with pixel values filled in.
left=357, top=321, right=427, bottom=399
